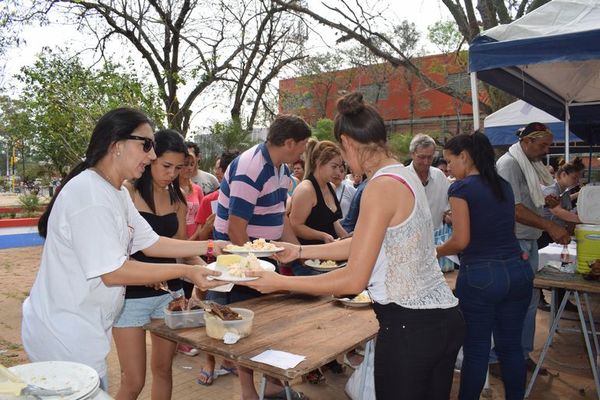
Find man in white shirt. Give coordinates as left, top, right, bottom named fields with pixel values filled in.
left=186, top=142, right=219, bottom=194
left=407, top=134, right=449, bottom=229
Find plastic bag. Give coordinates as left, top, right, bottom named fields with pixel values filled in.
left=345, top=340, right=376, bottom=400
left=435, top=224, right=456, bottom=272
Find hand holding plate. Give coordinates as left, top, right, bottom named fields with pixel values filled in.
left=270, top=241, right=300, bottom=263
left=239, top=270, right=284, bottom=293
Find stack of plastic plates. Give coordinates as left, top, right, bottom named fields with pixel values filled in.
left=9, top=361, right=100, bottom=400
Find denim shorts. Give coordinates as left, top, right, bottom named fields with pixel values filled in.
left=113, top=290, right=183, bottom=328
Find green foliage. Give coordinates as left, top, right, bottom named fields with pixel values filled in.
left=13, top=48, right=165, bottom=176
left=17, top=193, right=40, bottom=216
left=209, top=120, right=256, bottom=152
left=392, top=20, right=421, bottom=56
left=312, top=119, right=334, bottom=142
left=0, top=213, right=17, bottom=219
left=427, top=21, right=463, bottom=54
left=388, top=133, right=413, bottom=161
left=194, top=120, right=258, bottom=171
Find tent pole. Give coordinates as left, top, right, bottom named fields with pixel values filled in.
left=565, top=103, right=570, bottom=162
left=589, top=144, right=593, bottom=184
left=470, top=72, right=480, bottom=131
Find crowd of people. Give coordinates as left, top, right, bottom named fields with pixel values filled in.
left=20, top=92, right=584, bottom=400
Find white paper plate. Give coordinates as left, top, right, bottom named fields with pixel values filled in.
left=335, top=291, right=372, bottom=308
left=223, top=246, right=284, bottom=258
left=304, top=259, right=346, bottom=272
left=9, top=361, right=100, bottom=400
left=336, top=299, right=372, bottom=308
left=206, top=259, right=276, bottom=282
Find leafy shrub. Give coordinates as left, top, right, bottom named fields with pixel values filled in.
left=18, top=194, right=41, bottom=217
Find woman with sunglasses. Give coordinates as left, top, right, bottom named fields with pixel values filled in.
left=113, top=129, right=201, bottom=399
left=22, top=108, right=225, bottom=391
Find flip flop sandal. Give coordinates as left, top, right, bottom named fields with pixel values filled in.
left=343, top=353, right=362, bottom=369
left=264, top=388, right=307, bottom=400
left=305, top=368, right=325, bottom=384
left=215, top=366, right=238, bottom=376
left=196, top=370, right=216, bottom=386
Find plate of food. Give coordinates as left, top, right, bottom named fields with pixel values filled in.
left=223, top=238, right=284, bottom=257
left=336, top=290, right=372, bottom=308
left=304, top=259, right=346, bottom=272
left=207, top=254, right=276, bottom=282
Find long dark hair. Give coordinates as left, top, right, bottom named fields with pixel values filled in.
left=134, top=129, right=187, bottom=213
left=38, top=108, right=154, bottom=237
left=444, top=131, right=506, bottom=201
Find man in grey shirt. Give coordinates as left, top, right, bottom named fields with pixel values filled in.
left=186, top=142, right=219, bottom=195
left=496, top=122, right=570, bottom=370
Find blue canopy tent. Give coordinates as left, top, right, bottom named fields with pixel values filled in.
left=468, top=0, right=600, bottom=161
left=484, top=100, right=581, bottom=146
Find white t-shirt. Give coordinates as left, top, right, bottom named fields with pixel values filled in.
left=22, top=170, right=159, bottom=377
left=335, top=180, right=357, bottom=219
left=407, top=163, right=450, bottom=229
left=191, top=169, right=219, bottom=195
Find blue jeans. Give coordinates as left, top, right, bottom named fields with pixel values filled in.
left=490, top=240, right=539, bottom=362
left=519, top=240, right=539, bottom=358
left=457, top=256, right=533, bottom=400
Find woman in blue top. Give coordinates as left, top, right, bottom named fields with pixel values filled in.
left=437, top=132, right=533, bottom=400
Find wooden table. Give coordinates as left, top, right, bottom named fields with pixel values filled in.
left=527, top=268, right=600, bottom=399
left=147, top=293, right=378, bottom=398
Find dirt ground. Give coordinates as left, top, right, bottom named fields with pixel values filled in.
left=1, top=245, right=600, bottom=399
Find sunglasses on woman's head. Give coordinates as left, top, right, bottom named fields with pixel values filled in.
left=127, top=135, right=155, bottom=152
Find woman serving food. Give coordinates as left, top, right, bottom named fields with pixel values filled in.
left=21, top=108, right=225, bottom=390
left=241, top=92, right=464, bottom=399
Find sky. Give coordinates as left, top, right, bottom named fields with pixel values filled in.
left=2, top=0, right=453, bottom=131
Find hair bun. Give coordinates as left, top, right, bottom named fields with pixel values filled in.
left=337, top=92, right=365, bottom=116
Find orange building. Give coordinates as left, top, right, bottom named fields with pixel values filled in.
left=279, top=53, right=484, bottom=138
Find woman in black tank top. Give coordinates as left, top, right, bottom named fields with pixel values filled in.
left=113, top=129, right=203, bottom=399
left=289, top=140, right=348, bottom=246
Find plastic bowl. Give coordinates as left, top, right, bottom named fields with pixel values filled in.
left=164, top=308, right=205, bottom=329
left=203, top=308, right=254, bottom=339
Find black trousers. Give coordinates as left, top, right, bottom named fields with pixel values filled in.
left=373, top=303, right=465, bottom=400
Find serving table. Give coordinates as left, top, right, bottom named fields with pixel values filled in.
left=146, top=293, right=378, bottom=400
left=526, top=267, right=600, bottom=398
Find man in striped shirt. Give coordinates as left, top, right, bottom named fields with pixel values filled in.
left=213, top=114, right=311, bottom=400
left=214, top=114, right=310, bottom=244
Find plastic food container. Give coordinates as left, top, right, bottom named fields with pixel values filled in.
left=204, top=308, right=254, bottom=339
left=164, top=308, right=205, bottom=329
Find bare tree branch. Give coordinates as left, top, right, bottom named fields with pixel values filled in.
left=274, top=0, right=492, bottom=114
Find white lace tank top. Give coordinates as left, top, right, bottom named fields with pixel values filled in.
left=367, top=164, right=458, bottom=309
